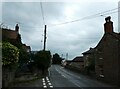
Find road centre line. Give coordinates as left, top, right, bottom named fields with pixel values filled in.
left=56, top=66, right=82, bottom=88
left=62, top=74, right=66, bottom=78
left=59, top=66, right=81, bottom=79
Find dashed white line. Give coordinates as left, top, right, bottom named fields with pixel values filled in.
left=60, top=67, right=82, bottom=79
left=47, top=80, right=50, bottom=83
left=42, top=77, right=53, bottom=88
left=43, top=85, right=47, bottom=88
left=62, top=74, right=66, bottom=78
left=49, top=85, right=53, bottom=88
left=43, top=83, right=46, bottom=86
left=48, top=83, right=52, bottom=85
left=43, top=80, right=45, bottom=83
left=46, top=77, right=49, bottom=80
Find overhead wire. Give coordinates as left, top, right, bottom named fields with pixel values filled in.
left=48, top=7, right=120, bottom=27
left=2, top=6, right=119, bottom=29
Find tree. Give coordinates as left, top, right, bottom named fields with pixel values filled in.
left=34, top=50, right=51, bottom=75
left=52, top=53, right=63, bottom=64
left=2, top=42, right=19, bottom=66
left=18, top=48, right=30, bottom=64
left=35, top=51, right=51, bottom=68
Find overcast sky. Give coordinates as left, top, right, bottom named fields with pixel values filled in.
left=1, top=0, right=120, bottom=60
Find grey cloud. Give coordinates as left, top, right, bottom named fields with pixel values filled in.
left=2, top=2, right=118, bottom=59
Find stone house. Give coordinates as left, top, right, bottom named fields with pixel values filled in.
left=22, top=44, right=31, bottom=53
left=62, top=60, right=72, bottom=67
left=70, top=56, right=84, bottom=71
left=94, top=16, right=120, bottom=85
left=82, top=48, right=95, bottom=74
left=2, top=24, right=22, bottom=87
left=2, top=24, right=22, bottom=48
left=2, top=24, right=32, bottom=87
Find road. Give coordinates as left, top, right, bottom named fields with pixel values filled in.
left=47, top=65, right=115, bottom=88
left=13, top=65, right=117, bottom=88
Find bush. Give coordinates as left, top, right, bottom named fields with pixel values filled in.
left=18, top=48, right=30, bottom=64
left=35, top=51, right=51, bottom=69
left=2, top=42, right=19, bottom=66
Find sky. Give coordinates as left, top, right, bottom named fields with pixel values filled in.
left=1, top=0, right=120, bottom=60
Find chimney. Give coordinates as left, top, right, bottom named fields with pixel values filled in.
left=104, top=16, right=113, bottom=33
left=15, top=24, right=19, bottom=33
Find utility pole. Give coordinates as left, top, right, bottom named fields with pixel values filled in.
left=43, top=25, right=47, bottom=51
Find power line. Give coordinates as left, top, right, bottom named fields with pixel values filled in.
left=48, top=7, right=120, bottom=27
left=40, top=2, right=45, bottom=25
left=2, top=7, right=119, bottom=29
left=101, top=11, right=119, bottom=16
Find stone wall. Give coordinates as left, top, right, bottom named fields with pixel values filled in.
left=2, top=66, right=16, bottom=87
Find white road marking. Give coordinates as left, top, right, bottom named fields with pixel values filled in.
left=42, top=78, right=45, bottom=81
left=47, top=80, right=50, bottom=83
left=43, top=85, right=47, bottom=88
left=62, top=74, right=66, bottom=78
left=60, top=67, right=81, bottom=79
left=43, top=80, right=45, bottom=83
left=42, top=76, right=53, bottom=88
left=56, top=66, right=82, bottom=88
left=46, top=77, right=49, bottom=80
left=43, top=83, right=46, bottom=86
left=48, top=83, right=52, bottom=85
left=49, top=85, right=53, bottom=88
left=46, top=79, right=49, bottom=81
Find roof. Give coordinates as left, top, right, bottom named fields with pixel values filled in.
left=72, top=56, right=84, bottom=62
left=82, top=48, right=95, bottom=55
left=26, top=46, right=31, bottom=50
left=109, top=32, right=120, bottom=40
left=65, top=60, right=72, bottom=62
left=22, top=44, right=31, bottom=51
left=2, top=28, right=18, bottom=39
left=95, top=32, right=120, bottom=49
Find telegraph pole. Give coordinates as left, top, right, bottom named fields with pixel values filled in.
left=43, top=25, right=47, bottom=51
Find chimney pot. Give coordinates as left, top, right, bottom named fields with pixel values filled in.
left=105, top=16, right=111, bottom=22
left=104, top=16, right=113, bottom=33
left=15, top=24, right=19, bottom=33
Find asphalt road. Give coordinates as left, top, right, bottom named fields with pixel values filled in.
left=48, top=65, right=116, bottom=88
left=13, top=65, right=118, bottom=89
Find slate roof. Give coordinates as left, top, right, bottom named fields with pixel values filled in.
left=82, top=48, right=95, bottom=55
left=72, top=56, right=84, bottom=62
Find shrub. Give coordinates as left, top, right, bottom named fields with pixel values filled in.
left=35, top=50, right=51, bottom=69
left=18, top=48, right=30, bottom=64
left=2, top=42, right=19, bottom=66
